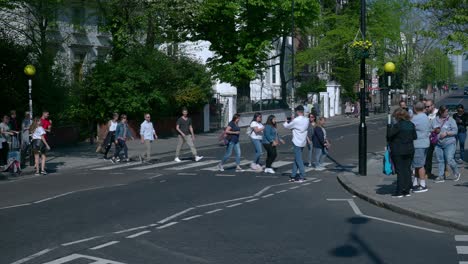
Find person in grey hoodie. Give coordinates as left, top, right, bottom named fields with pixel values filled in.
left=431, top=105, right=461, bottom=183
left=411, top=102, right=431, bottom=193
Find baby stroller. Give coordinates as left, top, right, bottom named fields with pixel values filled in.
left=3, top=136, right=21, bottom=177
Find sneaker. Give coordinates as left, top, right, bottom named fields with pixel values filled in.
left=391, top=193, right=404, bottom=198
left=264, top=168, right=275, bottom=174
left=110, top=158, right=116, bottom=164
left=235, top=166, right=244, bottom=172
left=404, top=193, right=411, bottom=197
left=174, top=157, right=181, bottom=162
left=41, top=170, right=47, bottom=175
left=139, top=155, right=143, bottom=163
left=413, top=186, right=428, bottom=193
left=289, top=178, right=296, bottom=182
left=434, top=177, right=445, bottom=183
left=217, top=164, right=224, bottom=172
left=195, top=156, right=203, bottom=162
left=35, top=171, right=40, bottom=176
left=411, top=185, right=420, bottom=192
left=250, top=163, right=258, bottom=170
left=454, top=173, right=461, bottom=182
left=295, top=178, right=304, bottom=183
left=315, top=166, right=326, bottom=171
left=307, top=163, right=313, bottom=167
left=124, top=158, right=130, bottom=162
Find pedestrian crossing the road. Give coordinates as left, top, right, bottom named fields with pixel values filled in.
left=90, top=157, right=334, bottom=175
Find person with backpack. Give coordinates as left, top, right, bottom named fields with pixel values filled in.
left=248, top=112, right=264, bottom=171
left=262, top=115, right=284, bottom=174
left=218, top=114, right=244, bottom=172
left=29, top=117, right=51, bottom=175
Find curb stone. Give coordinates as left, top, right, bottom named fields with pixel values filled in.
left=337, top=171, right=468, bottom=232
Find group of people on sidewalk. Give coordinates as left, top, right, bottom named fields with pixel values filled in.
left=217, top=105, right=330, bottom=182
left=387, top=99, right=466, bottom=198
left=0, top=110, right=52, bottom=176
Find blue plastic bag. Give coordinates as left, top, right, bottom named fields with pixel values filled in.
left=383, top=146, right=394, bottom=175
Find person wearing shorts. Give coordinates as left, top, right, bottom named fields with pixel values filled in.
left=29, top=117, right=51, bottom=175
left=411, top=102, right=431, bottom=192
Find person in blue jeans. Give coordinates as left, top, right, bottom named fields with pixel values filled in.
left=312, top=117, right=328, bottom=171
left=111, top=114, right=134, bottom=163
left=432, top=105, right=461, bottom=183
left=218, top=114, right=244, bottom=172
left=283, top=105, right=309, bottom=182
left=306, top=113, right=316, bottom=167
left=248, top=112, right=264, bottom=171
left=453, top=104, right=468, bottom=162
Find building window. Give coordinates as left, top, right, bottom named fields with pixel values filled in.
left=272, top=65, right=277, bottom=84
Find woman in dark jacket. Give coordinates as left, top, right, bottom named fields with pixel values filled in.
left=387, top=108, right=417, bottom=197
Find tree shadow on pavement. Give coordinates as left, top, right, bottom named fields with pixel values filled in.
left=329, top=217, right=386, bottom=263
left=325, top=154, right=356, bottom=173
left=454, top=182, right=468, bottom=188
left=43, top=162, right=65, bottom=173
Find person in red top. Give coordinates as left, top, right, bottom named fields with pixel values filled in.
left=40, top=111, right=52, bottom=141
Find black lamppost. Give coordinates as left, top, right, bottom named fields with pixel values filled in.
left=358, top=0, right=367, bottom=176
left=291, top=0, right=295, bottom=112
left=384, top=62, right=396, bottom=125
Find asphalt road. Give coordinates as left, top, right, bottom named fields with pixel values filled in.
left=2, top=91, right=467, bottom=264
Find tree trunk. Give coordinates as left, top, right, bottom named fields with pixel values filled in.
left=279, top=33, right=288, bottom=104
left=145, top=9, right=155, bottom=50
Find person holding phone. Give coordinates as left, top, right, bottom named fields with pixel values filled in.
left=283, top=106, right=309, bottom=182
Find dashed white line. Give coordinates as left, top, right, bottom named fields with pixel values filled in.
left=149, top=223, right=159, bottom=227
left=33, top=192, right=76, bottom=204
left=126, top=230, right=151, bottom=238
left=182, top=215, right=203, bottom=221
left=456, top=246, right=468, bottom=254
left=289, top=186, right=300, bottom=190
left=205, top=209, right=223, bottom=214
left=262, top=194, right=275, bottom=198
left=276, top=190, right=288, bottom=194
left=114, top=226, right=148, bottom=234
left=177, top=172, right=197, bottom=175
left=302, top=183, right=312, bottom=186
left=455, top=235, right=468, bottom=241
left=226, top=203, right=243, bottom=208
left=215, top=174, right=236, bottom=177
left=245, top=198, right=259, bottom=203
left=11, top=248, right=56, bottom=264
left=196, top=196, right=253, bottom=208
left=148, top=174, right=163, bottom=179
left=254, top=182, right=294, bottom=196
left=90, top=241, right=120, bottom=250
left=158, top=208, right=194, bottom=224
left=313, top=179, right=322, bottom=182
left=157, top=222, right=178, bottom=229
left=62, top=236, right=101, bottom=246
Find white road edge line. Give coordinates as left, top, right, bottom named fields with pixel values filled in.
left=158, top=208, right=194, bottom=224
left=226, top=203, right=243, bottom=208
left=276, top=190, right=288, bottom=194
left=126, top=231, right=151, bottom=239
left=182, top=215, right=203, bottom=221
left=289, top=186, right=300, bottom=190
left=33, top=191, right=76, bottom=204
left=114, top=226, right=148, bottom=234
left=196, top=196, right=253, bottom=208
left=149, top=174, right=163, bottom=179
left=302, top=183, right=312, bottom=186
left=0, top=203, right=31, bottom=210
left=262, top=194, right=275, bottom=198
left=157, top=222, right=178, bottom=229
left=205, top=209, right=223, bottom=214
left=245, top=198, right=259, bottom=203
left=62, top=236, right=102, bottom=246
left=10, top=248, right=56, bottom=264
left=90, top=241, right=120, bottom=250
left=254, top=182, right=294, bottom=197
left=347, top=200, right=363, bottom=215
left=313, top=179, right=322, bottom=182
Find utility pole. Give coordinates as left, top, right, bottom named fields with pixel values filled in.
left=358, top=0, right=367, bottom=176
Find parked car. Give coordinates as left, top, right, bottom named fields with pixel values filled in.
left=464, top=86, right=468, bottom=95
left=252, top=99, right=290, bottom=111
left=451, top=84, right=459, bottom=90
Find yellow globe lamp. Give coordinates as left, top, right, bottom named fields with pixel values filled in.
left=384, top=62, right=395, bottom=73
left=24, top=64, right=36, bottom=76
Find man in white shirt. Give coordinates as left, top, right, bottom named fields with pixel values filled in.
left=283, top=105, right=309, bottom=182
left=140, top=113, right=157, bottom=162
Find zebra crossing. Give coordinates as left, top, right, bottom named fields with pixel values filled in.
left=456, top=235, right=468, bottom=264
left=91, top=158, right=333, bottom=175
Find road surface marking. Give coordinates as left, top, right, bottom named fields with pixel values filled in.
left=157, top=222, right=178, bottom=229
left=276, top=190, right=288, bottom=194
left=197, top=196, right=253, bottom=207
left=114, top=226, right=148, bottom=234
left=166, top=160, right=219, bottom=170
left=313, top=179, right=322, bottom=182
left=327, top=199, right=444, bottom=234
left=126, top=231, right=151, bottom=238
left=149, top=223, right=159, bottom=227
left=255, top=176, right=279, bottom=178
left=93, top=162, right=139, bottom=171
left=182, top=215, right=203, bottom=221
left=205, top=209, right=223, bottom=214
left=34, top=191, right=76, bottom=204
left=455, top=235, right=468, bottom=241
left=245, top=198, right=259, bottom=203
left=203, top=160, right=250, bottom=171
left=158, top=208, right=194, bottom=224
left=289, top=186, right=300, bottom=189
left=227, top=203, right=243, bottom=208
left=129, top=160, right=189, bottom=170
left=215, top=174, right=236, bottom=177
left=41, top=253, right=126, bottom=264
left=262, top=194, right=275, bottom=198
left=302, top=183, right=312, bottom=186
left=62, top=236, right=102, bottom=246
left=254, top=182, right=294, bottom=196
left=271, top=161, right=294, bottom=168
left=457, top=246, right=468, bottom=254
left=148, top=174, right=163, bottom=179
left=90, top=241, right=120, bottom=250
left=109, top=172, right=124, bottom=175
left=10, top=248, right=56, bottom=264
left=0, top=203, right=31, bottom=210
left=160, top=180, right=166, bottom=183
left=178, top=172, right=197, bottom=175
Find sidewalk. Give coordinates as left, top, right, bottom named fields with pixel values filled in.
left=1, top=112, right=385, bottom=180
left=338, top=153, right=468, bottom=232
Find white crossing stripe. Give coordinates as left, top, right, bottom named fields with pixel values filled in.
left=202, top=160, right=250, bottom=171
left=271, top=161, right=294, bottom=168
left=457, top=246, right=468, bottom=254
left=90, top=241, right=120, bottom=250
left=166, top=160, right=220, bottom=170
left=182, top=215, right=203, bottom=221
left=129, top=160, right=189, bottom=170
left=93, top=162, right=139, bottom=171
left=226, top=203, right=243, bottom=208
left=126, top=231, right=151, bottom=238
left=455, top=235, right=468, bottom=241
left=157, top=222, right=178, bottom=229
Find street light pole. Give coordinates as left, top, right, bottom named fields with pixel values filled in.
left=291, top=0, right=295, bottom=112
left=384, top=62, right=396, bottom=126
left=24, top=64, right=36, bottom=118
left=358, top=0, right=367, bottom=176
